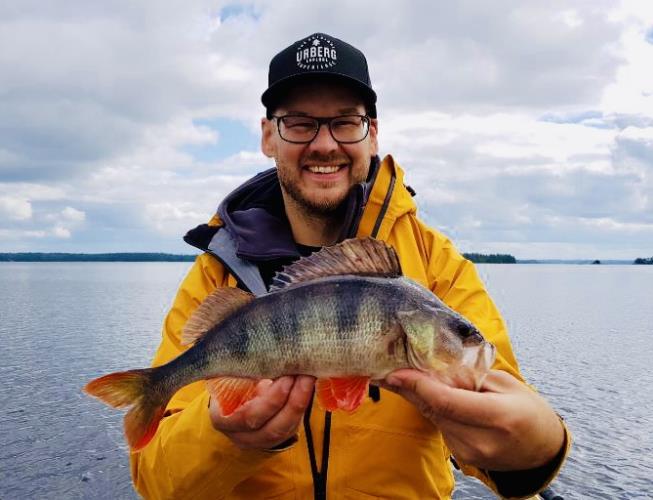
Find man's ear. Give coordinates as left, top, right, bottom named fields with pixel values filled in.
left=261, top=118, right=276, bottom=158
left=369, top=118, right=379, bottom=156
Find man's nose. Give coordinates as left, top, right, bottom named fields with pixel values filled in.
left=308, top=123, right=339, bottom=152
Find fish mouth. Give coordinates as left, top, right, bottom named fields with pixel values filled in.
left=406, top=327, right=496, bottom=391
left=460, top=341, right=496, bottom=390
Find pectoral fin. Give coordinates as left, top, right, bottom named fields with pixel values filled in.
left=316, top=376, right=370, bottom=412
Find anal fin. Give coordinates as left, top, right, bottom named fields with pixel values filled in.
left=206, top=377, right=258, bottom=416
left=316, top=376, right=370, bottom=412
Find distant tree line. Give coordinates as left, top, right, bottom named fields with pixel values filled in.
left=463, top=253, right=516, bottom=264
left=0, top=253, right=197, bottom=262
left=634, top=257, right=653, bottom=265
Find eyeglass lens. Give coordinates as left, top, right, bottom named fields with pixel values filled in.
left=278, top=115, right=369, bottom=144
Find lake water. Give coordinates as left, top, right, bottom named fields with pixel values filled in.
left=1, top=262, right=652, bottom=499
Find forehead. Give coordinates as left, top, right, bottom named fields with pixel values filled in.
left=275, top=81, right=366, bottom=115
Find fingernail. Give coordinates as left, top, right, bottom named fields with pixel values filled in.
left=386, top=376, right=402, bottom=387
left=282, top=377, right=294, bottom=393
left=300, top=377, right=314, bottom=392
left=259, top=379, right=273, bottom=388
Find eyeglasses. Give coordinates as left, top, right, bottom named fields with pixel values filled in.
left=272, top=114, right=371, bottom=144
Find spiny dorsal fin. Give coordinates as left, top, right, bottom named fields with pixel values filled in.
left=181, top=287, right=254, bottom=345
left=270, top=237, right=402, bottom=291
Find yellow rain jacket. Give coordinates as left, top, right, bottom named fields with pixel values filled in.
left=130, top=155, right=570, bottom=499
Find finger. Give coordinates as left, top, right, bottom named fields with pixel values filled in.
left=212, top=376, right=295, bottom=432
left=385, top=369, right=507, bottom=426
left=230, top=376, right=315, bottom=448
left=478, top=369, right=527, bottom=393
left=259, top=376, right=314, bottom=433
left=254, top=378, right=274, bottom=395
left=377, top=380, right=439, bottom=419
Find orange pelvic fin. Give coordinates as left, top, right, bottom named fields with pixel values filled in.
left=84, top=368, right=169, bottom=451
left=206, top=377, right=259, bottom=416
left=316, top=376, right=370, bottom=412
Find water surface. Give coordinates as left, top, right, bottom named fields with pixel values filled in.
left=1, top=263, right=652, bottom=499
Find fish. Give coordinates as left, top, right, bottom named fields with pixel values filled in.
left=84, top=237, right=496, bottom=450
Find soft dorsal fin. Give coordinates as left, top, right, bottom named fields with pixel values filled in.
left=270, top=237, right=402, bottom=291
left=181, top=287, right=254, bottom=345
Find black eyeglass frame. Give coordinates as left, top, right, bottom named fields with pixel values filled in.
left=271, top=114, right=371, bottom=144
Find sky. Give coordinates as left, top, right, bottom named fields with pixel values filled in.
left=1, top=1, right=652, bottom=259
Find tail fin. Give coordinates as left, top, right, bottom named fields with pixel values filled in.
left=84, top=368, right=169, bottom=451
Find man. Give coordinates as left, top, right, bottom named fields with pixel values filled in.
left=130, top=33, right=570, bottom=499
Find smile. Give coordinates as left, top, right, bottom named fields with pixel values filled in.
left=305, top=165, right=347, bottom=174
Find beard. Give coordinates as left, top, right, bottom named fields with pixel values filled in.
left=276, top=153, right=367, bottom=217
left=278, top=172, right=343, bottom=216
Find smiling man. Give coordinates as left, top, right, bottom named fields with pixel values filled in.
left=262, top=80, right=378, bottom=246
left=130, top=33, right=570, bottom=499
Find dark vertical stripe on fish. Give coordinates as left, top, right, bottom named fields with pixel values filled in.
left=275, top=297, right=302, bottom=363
left=264, top=298, right=288, bottom=346
left=337, top=280, right=364, bottom=342
left=286, top=302, right=301, bottom=349
left=221, top=316, right=250, bottom=360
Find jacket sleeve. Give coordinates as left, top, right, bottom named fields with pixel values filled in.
left=417, top=220, right=572, bottom=500
left=129, top=253, right=275, bottom=499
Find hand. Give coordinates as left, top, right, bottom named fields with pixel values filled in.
left=210, top=375, right=315, bottom=450
left=381, top=369, right=565, bottom=471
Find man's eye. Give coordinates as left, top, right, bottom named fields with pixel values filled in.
left=284, top=119, right=316, bottom=129
left=332, top=118, right=359, bottom=128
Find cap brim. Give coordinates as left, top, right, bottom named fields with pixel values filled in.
left=261, top=72, right=377, bottom=117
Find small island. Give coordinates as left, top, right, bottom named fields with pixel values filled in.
left=634, top=257, right=653, bottom=265
left=463, top=253, right=516, bottom=264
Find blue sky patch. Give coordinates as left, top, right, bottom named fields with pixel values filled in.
left=539, top=110, right=603, bottom=124
left=646, top=26, right=653, bottom=45
left=184, top=118, right=259, bottom=162
left=219, top=4, right=260, bottom=22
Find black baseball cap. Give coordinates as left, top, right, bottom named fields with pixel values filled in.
left=261, top=33, right=377, bottom=118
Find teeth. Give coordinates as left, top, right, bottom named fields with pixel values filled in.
left=307, top=165, right=343, bottom=174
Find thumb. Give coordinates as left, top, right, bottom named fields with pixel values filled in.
left=384, top=369, right=456, bottom=420
left=386, top=369, right=452, bottom=404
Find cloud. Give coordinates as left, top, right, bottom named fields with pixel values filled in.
left=41, top=206, right=87, bottom=239
left=0, top=229, right=48, bottom=240
left=0, top=196, right=32, bottom=220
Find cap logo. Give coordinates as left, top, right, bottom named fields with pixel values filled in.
left=296, top=34, right=337, bottom=70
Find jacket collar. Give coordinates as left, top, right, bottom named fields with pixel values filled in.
left=214, top=156, right=380, bottom=261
